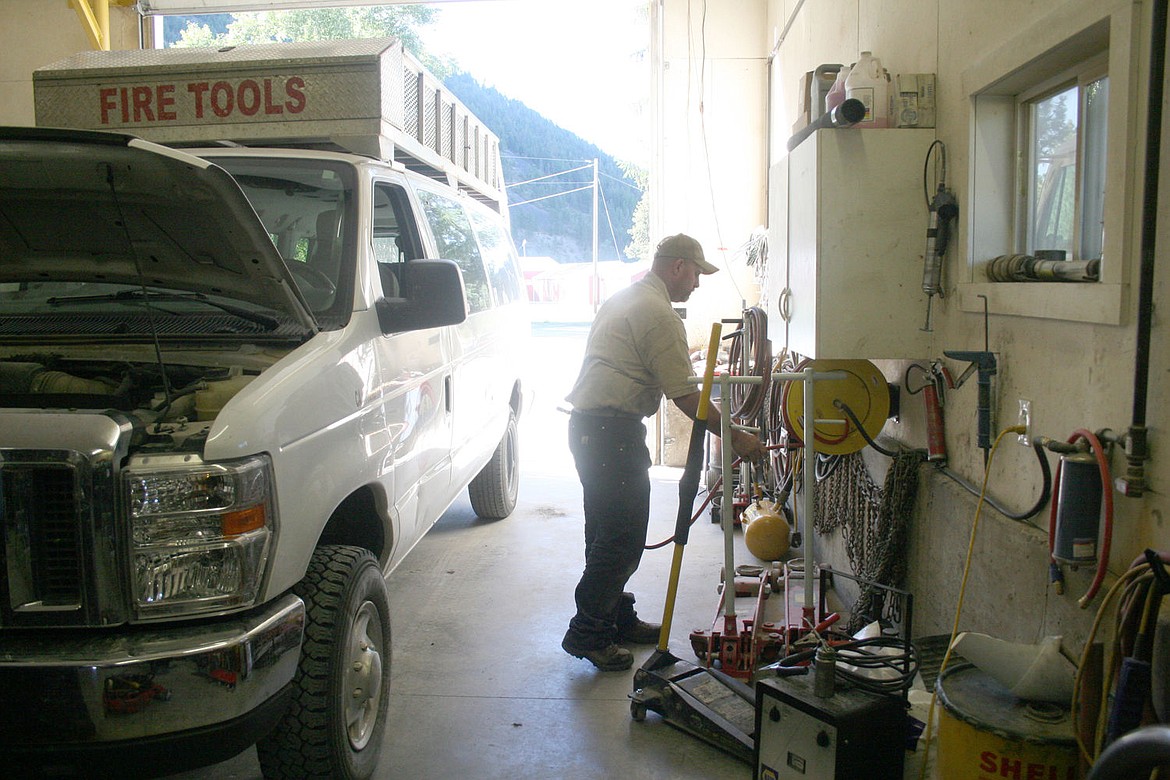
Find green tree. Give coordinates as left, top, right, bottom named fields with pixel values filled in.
left=619, top=160, right=650, bottom=261
left=174, top=7, right=451, bottom=77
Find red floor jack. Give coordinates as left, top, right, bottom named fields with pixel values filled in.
left=689, top=564, right=785, bottom=680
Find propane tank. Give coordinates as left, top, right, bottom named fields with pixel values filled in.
left=742, top=498, right=792, bottom=561
left=1053, top=453, right=1103, bottom=565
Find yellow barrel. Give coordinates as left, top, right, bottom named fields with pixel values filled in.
left=936, top=662, right=1079, bottom=780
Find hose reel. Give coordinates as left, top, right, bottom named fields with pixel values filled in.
left=780, top=358, right=891, bottom=455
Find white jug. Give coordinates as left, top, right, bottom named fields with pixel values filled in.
left=845, top=51, right=890, bottom=128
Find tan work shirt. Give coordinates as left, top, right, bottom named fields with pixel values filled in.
left=566, top=273, right=695, bottom=418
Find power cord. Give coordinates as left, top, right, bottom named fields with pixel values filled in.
left=917, top=423, right=1026, bottom=780
left=771, top=635, right=919, bottom=696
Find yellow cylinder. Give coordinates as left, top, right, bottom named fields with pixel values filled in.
left=741, top=499, right=791, bottom=561
left=936, top=663, right=1079, bottom=780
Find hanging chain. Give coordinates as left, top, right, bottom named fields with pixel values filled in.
left=813, top=450, right=924, bottom=633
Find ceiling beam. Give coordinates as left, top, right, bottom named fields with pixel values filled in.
left=70, top=0, right=136, bottom=50
left=136, top=0, right=478, bottom=14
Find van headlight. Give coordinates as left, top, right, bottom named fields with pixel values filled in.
left=124, top=455, right=275, bottom=620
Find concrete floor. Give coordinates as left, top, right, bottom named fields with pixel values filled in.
left=169, top=322, right=757, bottom=779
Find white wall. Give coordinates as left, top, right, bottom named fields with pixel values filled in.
left=652, top=0, right=769, bottom=344
left=650, top=0, right=1170, bottom=643
left=0, top=1, right=140, bottom=126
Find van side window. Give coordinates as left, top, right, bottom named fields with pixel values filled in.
left=415, top=188, right=492, bottom=314
left=372, top=182, right=424, bottom=298
left=466, top=206, right=522, bottom=306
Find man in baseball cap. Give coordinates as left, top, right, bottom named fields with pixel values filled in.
left=561, top=233, right=763, bottom=671
left=655, top=233, right=720, bottom=275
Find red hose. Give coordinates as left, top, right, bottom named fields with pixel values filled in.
left=1048, top=429, right=1114, bottom=607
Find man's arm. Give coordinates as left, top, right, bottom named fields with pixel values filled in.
left=671, top=391, right=766, bottom=461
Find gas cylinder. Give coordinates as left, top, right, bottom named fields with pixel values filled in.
left=741, top=498, right=792, bottom=561
left=1053, top=453, right=1103, bottom=565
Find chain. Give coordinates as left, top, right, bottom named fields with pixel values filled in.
left=814, top=450, right=924, bottom=633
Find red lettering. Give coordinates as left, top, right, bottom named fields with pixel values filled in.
left=263, top=78, right=283, bottom=115
left=1000, top=756, right=1022, bottom=779
left=119, top=87, right=130, bottom=123
left=1026, top=763, right=1045, bottom=780
left=99, top=88, right=117, bottom=124
left=237, top=79, right=261, bottom=116
left=157, top=84, right=176, bottom=121
left=187, top=82, right=210, bottom=118
left=210, top=81, right=233, bottom=118
left=285, top=76, right=306, bottom=114
left=132, top=86, right=155, bottom=122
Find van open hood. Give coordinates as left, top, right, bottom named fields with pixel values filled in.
left=0, top=127, right=318, bottom=333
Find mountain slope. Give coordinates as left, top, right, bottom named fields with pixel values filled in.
left=445, top=72, right=642, bottom=262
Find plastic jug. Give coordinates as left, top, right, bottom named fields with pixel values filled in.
left=845, top=51, right=890, bottom=128
left=824, top=65, right=849, bottom=114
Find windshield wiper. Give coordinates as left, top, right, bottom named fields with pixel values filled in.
left=46, top=289, right=280, bottom=330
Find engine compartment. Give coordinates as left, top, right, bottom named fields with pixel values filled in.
left=0, top=354, right=259, bottom=452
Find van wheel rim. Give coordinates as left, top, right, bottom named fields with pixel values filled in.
left=505, top=420, right=519, bottom=498
left=344, top=600, right=384, bottom=750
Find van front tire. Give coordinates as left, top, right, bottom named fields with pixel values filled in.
left=468, top=411, right=519, bottom=519
left=257, top=545, right=391, bottom=780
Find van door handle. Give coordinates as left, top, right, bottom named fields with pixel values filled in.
left=444, top=375, right=452, bottom=413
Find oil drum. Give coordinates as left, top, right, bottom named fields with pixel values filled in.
left=935, top=662, right=1079, bottom=780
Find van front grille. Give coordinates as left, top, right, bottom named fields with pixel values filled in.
left=2, top=464, right=83, bottom=606
left=0, top=410, right=134, bottom=628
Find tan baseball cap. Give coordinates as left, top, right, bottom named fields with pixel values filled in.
left=655, top=234, right=718, bottom=274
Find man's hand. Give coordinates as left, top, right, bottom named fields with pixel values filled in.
left=730, top=428, right=765, bottom=462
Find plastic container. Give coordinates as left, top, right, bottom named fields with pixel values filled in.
left=824, top=65, right=849, bottom=114
left=845, top=51, right=890, bottom=128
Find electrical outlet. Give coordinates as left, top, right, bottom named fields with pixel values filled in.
left=1018, top=399, right=1032, bottom=446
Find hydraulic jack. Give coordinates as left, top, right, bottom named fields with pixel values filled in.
left=631, top=339, right=848, bottom=763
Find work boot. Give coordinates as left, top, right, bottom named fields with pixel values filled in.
left=562, top=633, right=634, bottom=671
left=617, top=618, right=662, bottom=645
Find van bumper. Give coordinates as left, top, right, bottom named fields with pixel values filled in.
left=0, top=594, right=304, bottom=772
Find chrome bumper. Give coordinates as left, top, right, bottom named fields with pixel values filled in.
left=0, top=594, right=304, bottom=745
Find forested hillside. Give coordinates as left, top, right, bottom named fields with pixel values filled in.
left=445, top=73, right=642, bottom=262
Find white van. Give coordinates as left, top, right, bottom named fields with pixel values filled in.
left=0, top=39, right=526, bottom=779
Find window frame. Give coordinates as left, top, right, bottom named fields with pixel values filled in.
left=959, top=1, right=1140, bottom=325
left=1016, top=53, right=1109, bottom=263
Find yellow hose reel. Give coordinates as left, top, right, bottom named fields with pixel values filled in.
left=781, top=358, right=891, bottom=455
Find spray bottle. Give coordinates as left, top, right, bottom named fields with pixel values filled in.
left=824, top=66, right=850, bottom=115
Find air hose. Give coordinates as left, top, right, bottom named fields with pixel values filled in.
left=726, top=306, right=770, bottom=421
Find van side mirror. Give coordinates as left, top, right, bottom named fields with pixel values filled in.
left=375, top=259, right=468, bottom=334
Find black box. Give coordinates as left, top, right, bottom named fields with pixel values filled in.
left=754, top=672, right=906, bottom=779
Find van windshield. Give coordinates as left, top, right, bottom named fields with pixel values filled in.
left=213, top=157, right=358, bottom=320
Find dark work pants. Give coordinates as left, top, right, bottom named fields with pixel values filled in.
left=565, top=411, right=652, bottom=649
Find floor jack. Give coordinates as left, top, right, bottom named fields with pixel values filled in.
left=630, top=331, right=848, bottom=764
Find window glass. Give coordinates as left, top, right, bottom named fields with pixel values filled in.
left=415, top=188, right=491, bottom=313
left=466, top=207, right=522, bottom=306
left=1028, top=85, right=1078, bottom=256
left=1023, top=70, right=1108, bottom=264
left=215, top=157, right=356, bottom=317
